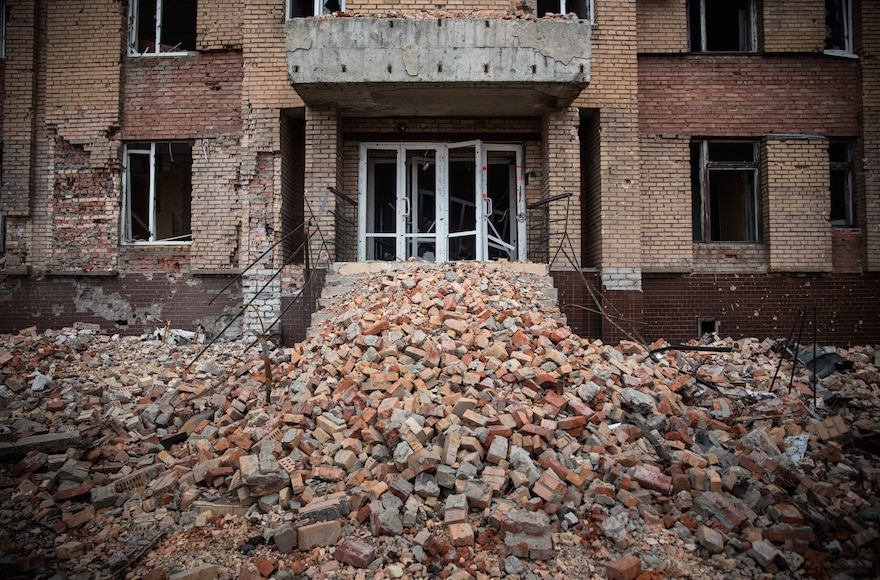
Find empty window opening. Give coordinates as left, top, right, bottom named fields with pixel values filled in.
left=699, top=318, right=719, bottom=336
left=691, top=140, right=759, bottom=243
left=825, top=0, right=853, bottom=54
left=287, top=0, right=343, bottom=18
left=536, top=0, right=592, bottom=21
left=689, top=0, right=756, bottom=52
left=124, top=142, right=192, bottom=244
left=0, top=0, right=8, bottom=59
left=129, top=0, right=197, bottom=56
left=829, top=140, right=854, bottom=226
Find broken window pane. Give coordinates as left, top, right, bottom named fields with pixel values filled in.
left=692, top=140, right=759, bottom=243
left=288, top=0, right=345, bottom=18
left=125, top=142, right=192, bottom=243
left=131, top=0, right=196, bottom=55
left=829, top=140, right=854, bottom=226
left=689, top=0, right=755, bottom=52
left=825, top=0, right=852, bottom=52
left=536, top=0, right=591, bottom=19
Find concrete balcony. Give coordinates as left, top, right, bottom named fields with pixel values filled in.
left=286, top=17, right=590, bottom=116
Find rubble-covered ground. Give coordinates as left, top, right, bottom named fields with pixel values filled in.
left=0, top=262, right=878, bottom=580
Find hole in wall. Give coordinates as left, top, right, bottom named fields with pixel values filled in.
left=699, top=318, right=719, bottom=336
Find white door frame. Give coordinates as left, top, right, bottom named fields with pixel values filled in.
left=358, top=141, right=525, bottom=262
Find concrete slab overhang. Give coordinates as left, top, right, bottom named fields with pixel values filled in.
left=287, top=17, right=590, bottom=117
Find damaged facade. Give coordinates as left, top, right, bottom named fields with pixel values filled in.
left=0, top=0, right=878, bottom=344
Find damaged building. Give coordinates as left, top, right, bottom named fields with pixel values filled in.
left=0, top=0, right=878, bottom=345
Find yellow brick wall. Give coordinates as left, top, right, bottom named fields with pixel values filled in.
left=762, top=0, right=824, bottom=53
left=636, top=0, right=687, bottom=54
left=542, top=107, right=581, bottom=268
left=304, top=106, right=341, bottom=265
left=2, top=0, right=39, bottom=218
left=45, top=0, right=124, bottom=168
left=762, top=138, right=833, bottom=272
left=639, top=135, right=692, bottom=271
left=192, top=139, right=243, bottom=272
left=199, top=0, right=244, bottom=50
left=573, top=0, right=640, bottom=270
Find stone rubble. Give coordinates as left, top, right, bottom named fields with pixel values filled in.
left=0, top=261, right=877, bottom=580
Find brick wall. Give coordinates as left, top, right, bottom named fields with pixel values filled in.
left=542, top=107, right=581, bottom=267
left=243, top=0, right=303, bottom=110
left=0, top=272, right=242, bottom=339
left=122, top=52, right=243, bottom=140
left=191, top=138, right=242, bottom=273
left=573, top=0, right=640, bottom=270
left=762, top=138, right=832, bottom=272
left=579, top=111, right=601, bottom=267
left=281, top=267, right=326, bottom=345
left=636, top=0, right=687, bottom=54
left=49, top=140, right=119, bottom=273
left=304, top=106, right=341, bottom=265
left=858, top=1, right=880, bottom=270
left=199, top=0, right=244, bottom=51
left=640, top=134, right=692, bottom=271
left=2, top=0, right=39, bottom=217
left=762, top=0, right=824, bottom=54
left=832, top=228, right=863, bottom=273
left=642, top=273, right=880, bottom=347
left=550, top=269, right=601, bottom=340
left=693, top=243, right=769, bottom=273
left=639, top=54, right=860, bottom=137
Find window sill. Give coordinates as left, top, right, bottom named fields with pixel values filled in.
left=127, top=50, right=195, bottom=58
left=122, top=241, right=192, bottom=247
left=824, top=49, right=858, bottom=59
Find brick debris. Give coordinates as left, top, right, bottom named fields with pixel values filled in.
left=0, top=261, right=878, bottom=580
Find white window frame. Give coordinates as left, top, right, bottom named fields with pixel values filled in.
left=537, top=0, right=593, bottom=22
left=689, top=0, right=757, bottom=53
left=825, top=0, right=854, bottom=57
left=286, top=0, right=346, bottom=19
left=122, top=142, right=193, bottom=245
left=128, top=0, right=194, bottom=57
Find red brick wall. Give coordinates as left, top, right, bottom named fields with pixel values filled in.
left=639, top=54, right=860, bottom=137
left=642, top=273, right=880, bottom=346
left=121, top=52, right=243, bottom=140
left=0, top=274, right=241, bottom=338
left=281, top=268, right=326, bottom=345
left=50, top=140, right=119, bottom=273
left=832, top=228, right=864, bottom=273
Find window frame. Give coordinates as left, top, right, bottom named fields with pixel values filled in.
left=122, top=142, right=193, bottom=245
left=825, top=0, right=854, bottom=57
left=536, top=0, right=594, bottom=22
left=286, top=0, right=346, bottom=19
left=688, top=0, right=757, bottom=53
left=0, top=0, right=7, bottom=60
left=128, top=0, right=196, bottom=57
left=692, top=139, right=760, bottom=244
left=829, top=140, right=855, bottom=227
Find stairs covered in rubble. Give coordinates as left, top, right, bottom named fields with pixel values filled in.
left=307, top=262, right=565, bottom=339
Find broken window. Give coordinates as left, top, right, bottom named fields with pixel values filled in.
left=536, top=0, right=592, bottom=21
left=825, top=0, right=853, bottom=54
left=128, top=0, right=197, bottom=56
left=287, top=0, right=344, bottom=18
left=124, top=142, right=192, bottom=244
left=829, top=140, right=854, bottom=226
left=688, top=0, right=756, bottom=52
left=691, top=140, right=759, bottom=243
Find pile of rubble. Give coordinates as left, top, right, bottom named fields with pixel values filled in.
left=314, top=2, right=579, bottom=21
left=0, top=261, right=878, bottom=580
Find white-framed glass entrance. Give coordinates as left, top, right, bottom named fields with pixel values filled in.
left=357, top=141, right=525, bottom=263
